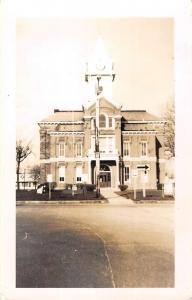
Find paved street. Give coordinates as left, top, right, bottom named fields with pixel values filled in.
left=16, top=204, right=174, bottom=288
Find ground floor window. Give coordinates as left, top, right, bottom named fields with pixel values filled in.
left=124, top=166, right=130, bottom=182
left=76, top=166, right=82, bottom=182
left=59, top=166, right=65, bottom=182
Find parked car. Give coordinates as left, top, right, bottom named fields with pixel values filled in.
left=36, top=182, right=56, bottom=194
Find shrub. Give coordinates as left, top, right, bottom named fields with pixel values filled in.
left=118, top=184, right=128, bottom=191
left=65, top=183, right=73, bottom=190
left=76, top=183, right=84, bottom=190
left=85, top=184, right=96, bottom=192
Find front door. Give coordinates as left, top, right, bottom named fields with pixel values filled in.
left=99, top=164, right=111, bottom=187
left=100, top=172, right=111, bottom=187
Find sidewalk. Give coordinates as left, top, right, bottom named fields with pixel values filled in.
left=100, top=188, right=135, bottom=205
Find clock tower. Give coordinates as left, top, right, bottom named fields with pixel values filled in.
left=85, top=37, right=115, bottom=101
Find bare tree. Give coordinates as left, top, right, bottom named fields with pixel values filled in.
left=163, top=100, right=175, bottom=157
left=30, top=164, right=40, bottom=189
left=16, top=140, right=32, bottom=190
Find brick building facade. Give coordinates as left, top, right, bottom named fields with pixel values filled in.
left=38, top=98, right=165, bottom=189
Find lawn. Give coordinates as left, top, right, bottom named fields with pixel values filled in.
left=116, top=189, right=174, bottom=201
left=16, top=189, right=105, bottom=201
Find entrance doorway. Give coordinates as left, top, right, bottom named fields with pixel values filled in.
left=99, top=164, right=111, bottom=187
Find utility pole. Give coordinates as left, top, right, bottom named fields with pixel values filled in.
left=95, top=76, right=102, bottom=197
left=85, top=40, right=115, bottom=197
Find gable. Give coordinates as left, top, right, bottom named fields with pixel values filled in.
left=85, top=97, right=121, bottom=116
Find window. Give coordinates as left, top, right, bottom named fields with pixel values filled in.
left=91, top=136, right=115, bottom=154
left=59, top=166, right=65, bottom=182
left=124, top=166, right=130, bottom=182
left=141, top=141, right=147, bottom=157
left=59, top=143, right=65, bottom=157
left=76, top=143, right=82, bottom=157
left=99, top=137, right=106, bottom=153
left=99, top=114, right=106, bottom=128
left=91, top=118, right=96, bottom=130
left=109, top=117, right=113, bottom=128
left=76, top=166, right=82, bottom=182
left=108, top=137, right=114, bottom=153
left=123, top=142, right=130, bottom=156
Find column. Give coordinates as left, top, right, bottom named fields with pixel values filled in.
left=88, top=160, right=92, bottom=183
left=116, top=159, right=120, bottom=188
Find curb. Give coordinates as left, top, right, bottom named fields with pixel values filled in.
left=132, top=200, right=174, bottom=204
left=16, top=200, right=108, bottom=205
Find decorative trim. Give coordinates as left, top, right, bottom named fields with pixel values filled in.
left=123, top=120, right=165, bottom=124
left=49, top=131, right=84, bottom=136
left=40, top=157, right=88, bottom=163
left=38, top=121, right=84, bottom=125
left=123, top=157, right=157, bottom=162
left=122, top=130, right=157, bottom=135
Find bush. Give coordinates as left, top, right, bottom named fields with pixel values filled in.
left=118, top=184, right=128, bottom=191
left=76, top=183, right=84, bottom=190
left=85, top=184, right=95, bottom=192
left=68, top=183, right=96, bottom=192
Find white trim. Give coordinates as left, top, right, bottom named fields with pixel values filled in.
left=123, top=156, right=157, bottom=162
left=50, top=131, right=84, bottom=136
left=123, top=120, right=165, bottom=124
left=40, top=157, right=86, bottom=163
left=38, top=121, right=84, bottom=125
left=40, top=156, right=162, bottom=163
left=122, top=131, right=157, bottom=135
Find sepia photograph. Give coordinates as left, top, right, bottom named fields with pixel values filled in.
left=1, top=0, right=192, bottom=299
left=16, top=18, right=174, bottom=288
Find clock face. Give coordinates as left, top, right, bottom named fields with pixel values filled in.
left=96, top=61, right=106, bottom=71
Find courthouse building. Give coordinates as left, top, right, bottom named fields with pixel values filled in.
left=38, top=40, right=166, bottom=189
left=38, top=98, right=165, bottom=189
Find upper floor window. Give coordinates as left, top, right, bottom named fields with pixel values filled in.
left=123, top=141, right=130, bottom=156
left=91, top=114, right=114, bottom=129
left=141, top=141, right=147, bottom=157
left=91, top=136, right=115, bottom=154
left=59, top=143, right=65, bottom=157
left=109, top=117, right=113, bottom=128
left=76, top=143, right=82, bottom=157
left=99, top=114, right=106, bottom=128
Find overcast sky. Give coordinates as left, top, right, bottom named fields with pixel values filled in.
left=16, top=18, right=174, bottom=166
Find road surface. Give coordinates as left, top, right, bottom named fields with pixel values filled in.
left=16, top=204, right=174, bottom=287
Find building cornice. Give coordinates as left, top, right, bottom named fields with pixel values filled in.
left=123, top=120, right=165, bottom=124
left=49, top=131, right=84, bottom=136
left=38, top=121, right=84, bottom=125
left=122, top=130, right=158, bottom=135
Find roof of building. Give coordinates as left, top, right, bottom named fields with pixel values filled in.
left=121, top=110, right=161, bottom=122
left=40, top=111, right=84, bottom=123
left=39, top=108, right=162, bottom=123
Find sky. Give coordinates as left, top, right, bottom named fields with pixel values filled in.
left=16, top=18, right=174, bottom=167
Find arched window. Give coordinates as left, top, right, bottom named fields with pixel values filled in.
left=99, top=114, right=106, bottom=128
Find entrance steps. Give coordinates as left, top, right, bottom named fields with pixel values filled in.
left=100, top=188, right=135, bottom=205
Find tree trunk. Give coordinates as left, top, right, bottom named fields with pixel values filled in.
left=17, top=162, right=20, bottom=190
